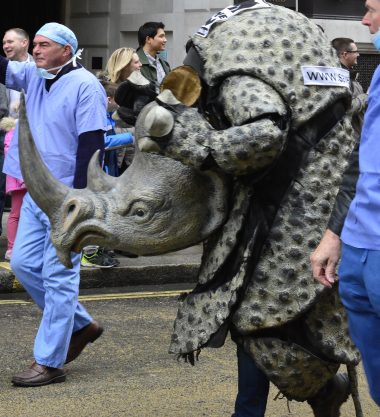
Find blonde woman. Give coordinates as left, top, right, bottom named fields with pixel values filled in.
left=105, top=47, right=142, bottom=83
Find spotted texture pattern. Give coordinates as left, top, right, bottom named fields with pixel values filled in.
left=163, top=106, right=288, bottom=176
left=305, top=289, right=360, bottom=364
left=220, top=75, right=287, bottom=126
left=140, top=4, right=359, bottom=401
left=193, top=5, right=348, bottom=129
left=243, top=337, right=340, bottom=401
left=233, top=118, right=355, bottom=331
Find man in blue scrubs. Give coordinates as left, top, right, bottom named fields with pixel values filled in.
left=311, top=0, right=380, bottom=407
left=0, top=22, right=106, bottom=386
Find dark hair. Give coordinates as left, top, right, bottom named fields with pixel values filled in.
left=99, top=79, right=118, bottom=98
left=331, top=37, right=355, bottom=55
left=137, top=22, right=165, bottom=47
left=5, top=28, right=30, bottom=42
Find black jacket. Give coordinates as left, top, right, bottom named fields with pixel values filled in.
left=327, top=141, right=359, bottom=235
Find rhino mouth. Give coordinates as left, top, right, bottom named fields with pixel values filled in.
left=72, top=231, right=109, bottom=253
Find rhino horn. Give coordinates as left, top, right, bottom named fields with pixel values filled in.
left=18, top=92, right=69, bottom=217
left=86, top=150, right=116, bottom=192
left=143, top=105, right=174, bottom=137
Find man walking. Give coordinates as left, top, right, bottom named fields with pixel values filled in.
left=0, top=22, right=105, bottom=386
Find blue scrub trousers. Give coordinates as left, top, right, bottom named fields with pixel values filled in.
left=11, top=193, right=93, bottom=368
left=339, top=243, right=380, bottom=406
left=232, top=344, right=270, bottom=417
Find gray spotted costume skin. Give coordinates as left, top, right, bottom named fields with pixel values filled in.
left=17, top=3, right=360, bottom=407
left=145, top=5, right=360, bottom=401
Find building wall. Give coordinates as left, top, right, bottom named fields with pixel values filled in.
left=66, top=0, right=231, bottom=73
left=65, top=0, right=377, bottom=75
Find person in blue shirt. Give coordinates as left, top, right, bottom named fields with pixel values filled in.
left=0, top=22, right=106, bottom=387
left=101, top=79, right=134, bottom=176
left=80, top=79, right=134, bottom=269
left=311, top=0, right=380, bottom=407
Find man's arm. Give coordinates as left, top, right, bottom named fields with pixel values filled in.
left=73, top=130, right=105, bottom=189
left=310, top=142, right=359, bottom=286
left=0, top=84, right=8, bottom=119
left=0, top=56, right=9, bottom=86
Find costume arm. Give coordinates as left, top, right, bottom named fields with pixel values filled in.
left=73, top=130, right=104, bottom=188
left=141, top=75, right=289, bottom=176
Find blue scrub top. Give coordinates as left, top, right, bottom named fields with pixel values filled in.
left=3, top=61, right=107, bottom=186
left=342, top=65, right=380, bottom=249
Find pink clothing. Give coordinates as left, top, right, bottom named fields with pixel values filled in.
left=4, top=128, right=26, bottom=193
left=6, top=189, right=27, bottom=252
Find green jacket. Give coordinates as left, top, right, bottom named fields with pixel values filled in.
left=136, top=48, right=170, bottom=88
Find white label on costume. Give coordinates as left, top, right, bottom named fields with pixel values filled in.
left=196, top=0, right=271, bottom=37
left=301, top=66, right=350, bottom=88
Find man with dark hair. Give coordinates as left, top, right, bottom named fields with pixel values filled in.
left=136, top=21, right=170, bottom=92
left=331, top=37, right=367, bottom=139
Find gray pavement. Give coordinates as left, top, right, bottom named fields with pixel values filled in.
left=0, top=289, right=376, bottom=417
left=0, top=211, right=202, bottom=293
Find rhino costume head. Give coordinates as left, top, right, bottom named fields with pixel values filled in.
left=19, top=1, right=361, bottom=410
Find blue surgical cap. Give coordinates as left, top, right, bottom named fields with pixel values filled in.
left=36, top=22, right=78, bottom=54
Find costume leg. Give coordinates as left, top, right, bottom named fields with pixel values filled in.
left=232, top=344, right=269, bottom=417
left=11, top=194, right=93, bottom=368
left=339, top=243, right=380, bottom=406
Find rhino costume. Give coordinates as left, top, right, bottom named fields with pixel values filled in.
left=18, top=1, right=362, bottom=415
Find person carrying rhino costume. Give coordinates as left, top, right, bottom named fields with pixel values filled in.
left=17, top=2, right=363, bottom=416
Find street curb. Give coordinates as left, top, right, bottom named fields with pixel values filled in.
left=0, top=263, right=200, bottom=294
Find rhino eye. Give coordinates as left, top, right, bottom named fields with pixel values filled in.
left=128, top=201, right=152, bottom=223
left=135, top=209, right=145, bottom=217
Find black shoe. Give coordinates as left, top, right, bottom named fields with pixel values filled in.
left=307, top=373, right=350, bottom=417
left=114, top=249, right=138, bottom=258
left=81, top=248, right=119, bottom=268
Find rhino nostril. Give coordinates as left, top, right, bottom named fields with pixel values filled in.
left=63, top=199, right=84, bottom=232
left=67, top=204, right=76, bottom=214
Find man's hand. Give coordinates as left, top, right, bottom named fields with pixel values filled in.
left=310, top=229, right=341, bottom=288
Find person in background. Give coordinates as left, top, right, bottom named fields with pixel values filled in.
left=331, top=37, right=367, bottom=140
left=100, top=47, right=143, bottom=173
left=1, top=22, right=106, bottom=387
left=0, top=84, right=8, bottom=241
left=102, top=47, right=142, bottom=84
left=136, top=21, right=170, bottom=92
left=311, top=0, right=380, bottom=407
left=80, top=80, right=134, bottom=268
left=0, top=115, right=26, bottom=261
left=2, top=28, right=33, bottom=118
left=0, top=28, right=33, bottom=242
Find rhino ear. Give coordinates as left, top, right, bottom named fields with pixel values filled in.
left=143, top=105, right=174, bottom=137
left=160, top=65, right=201, bottom=106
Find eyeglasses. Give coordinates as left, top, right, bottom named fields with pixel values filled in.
left=345, top=50, right=359, bottom=54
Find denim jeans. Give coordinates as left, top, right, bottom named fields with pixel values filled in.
left=339, top=243, right=380, bottom=406
left=232, top=344, right=270, bottom=417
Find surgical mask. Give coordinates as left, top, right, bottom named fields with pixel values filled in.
left=372, top=29, right=380, bottom=52
left=36, top=48, right=83, bottom=80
